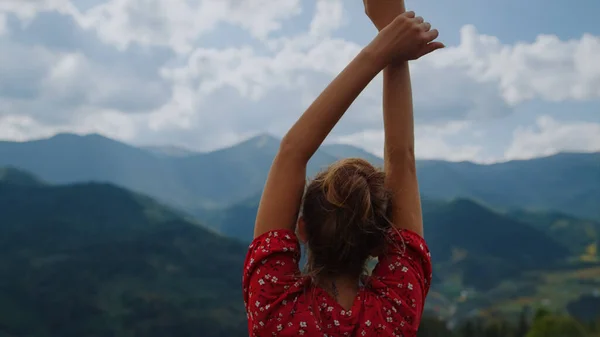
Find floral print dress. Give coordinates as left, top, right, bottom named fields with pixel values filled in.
left=242, top=228, right=432, bottom=337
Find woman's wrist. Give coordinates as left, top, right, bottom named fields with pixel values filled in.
left=385, top=60, right=409, bottom=72
left=362, top=39, right=411, bottom=71
left=361, top=42, right=391, bottom=72
left=370, top=2, right=406, bottom=31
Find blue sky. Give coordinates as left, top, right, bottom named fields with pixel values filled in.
left=0, top=0, right=598, bottom=163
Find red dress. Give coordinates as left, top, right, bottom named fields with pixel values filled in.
left=242, top=228, right=432, bottom=337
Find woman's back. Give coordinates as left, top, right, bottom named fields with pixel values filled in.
left=243, top=228, right=431, bottom=337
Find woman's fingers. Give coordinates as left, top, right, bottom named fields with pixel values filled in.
left=403, top=11, right=416, bottom=18
left=422, top=29, right=439, bottom=42
left=418, top=41, right=445, bottom=58
left=384, top=10, right=442, bottom=60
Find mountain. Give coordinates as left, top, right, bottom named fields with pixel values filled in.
left=507, top=209, right=600, bottom=259
left=197, top=196, right=569, bottom=290
left=196, top=195, right=600, bottom=322
left=0, top=133, right=336, bottom=210
left=0, top=168, right=596, bottom=329
left=416, top=152, right=600, bottom=219
left=143, top=145, right=199, bottom=157
left=320, top=143, right=384, bottom=166
left=1, top=133, right=598, bottom=219
left=174, top=134, right=338, bottom=207
left=0, top=133, right=195, bottom=207
left=0, top=167, right=46, bottom=186
left=421, top=199, right=569, bottom=289
left=0, top=169, right=248, bottom=337
left=195, top=193, right=262, bottom=242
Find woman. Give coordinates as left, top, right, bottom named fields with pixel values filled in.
left=242, top=1, right=444, bottom=335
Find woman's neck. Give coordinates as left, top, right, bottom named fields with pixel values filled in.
left=319, top=275, right=361, bottom=310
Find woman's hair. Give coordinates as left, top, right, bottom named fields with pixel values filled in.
left=301, top=158, right=392, bottom=282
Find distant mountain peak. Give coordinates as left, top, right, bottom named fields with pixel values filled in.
left=321, top=143, right=383, bottom=166
left=143, top=145, right=199, bottom=157
left=48, top=132, right=82, bottom=140
left=48, top=132, right=115, bottom=143
left=241, top=133, right=280, bottom=149
left=85, top=132, right=112, bottom=140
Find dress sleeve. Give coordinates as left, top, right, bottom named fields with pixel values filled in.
left=370, top=229, right=432, bottom=330
left=242, top=229, right=302, bottom=329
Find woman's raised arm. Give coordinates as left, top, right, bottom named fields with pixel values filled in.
left=364, top=0, right=444, bottom=237
left=253, top=11, right=434, bottom=238
left=253, top=46, right=382, bottom=238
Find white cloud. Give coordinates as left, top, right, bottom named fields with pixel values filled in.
left=0, top=110, right=138, bottom=142
left=504, top=116, right=600, bottom=160
left=79, top=0, right=301, bottom=53
left=0, top=13, right=7, bottom=35
left=1, top=0, right=303, bottom=53
left=405, top=25, right=600, bottom=123
left=0, top=0, right=75, bottom=22
left=310, top=0, right=345, bottom=37
left=80, top=0, right=228, bottom=53
left=41, top=51, right=169, bottom=112
left=154, top=21, right=364, bottom=134
left=431, top=26, right=600, bottom=105
left=333, top=121, right=485, bottom=162
left=225, top=0, right=303, bottom=40
left=158, top=23, right=600, bottom=136
left=0, top=115, right=55, bottom=142
left=0, top=37, right=169, bottom=133
left=0, top=0, right=599, bottom=162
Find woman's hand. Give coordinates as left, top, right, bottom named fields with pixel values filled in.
left=363, top=0, right=405, bottom=31
left=365, top=11, right=444, bottom=63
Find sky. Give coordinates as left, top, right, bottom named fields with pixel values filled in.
left=0, top=0, right=599, bottom=163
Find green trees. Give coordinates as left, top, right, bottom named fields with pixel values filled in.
left=515, top=307, right=531, bottom=337
left=417, top=316, right=455, bottom=337
left=420, top=307, right=598, bottom=337
left=526, top=314, right=588, bottom=337
left=0, top=179, right=249, bottom=337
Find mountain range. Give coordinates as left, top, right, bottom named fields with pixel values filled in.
left=1, top=165, right=599, bottom=335
left=0, top=133, right=598, bottom=221
left=197, top=193, right=600, bottom=288
left=1, top=132, right=599, bottom=333
left=0, top=168, right=248, bottom=337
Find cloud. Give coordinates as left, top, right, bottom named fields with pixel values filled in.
left=0, top=110, right=138, bottom=142
left=42, top=51, right=170, bottom=112
left=0, top=16, right=171, bottom=126
left=1, top=0, right=599, bottom=162
left=69, top=0, right=301, bottom=53
left=0, top=13, right=6, bottom=35
left=393, top=25, right=600, bottom=121
left=504, top=116, right=600, bottom=160
left=310, top=0, right=345, bottom=37
left=0, top=0, right=75, bottom=22
left=335, top=116, right=600, bottom=163
left=332, top=121, right=485, bottom=162
left=455, top=26, right=600, bottom=104
left=157, top=23, right=600, bottom=136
